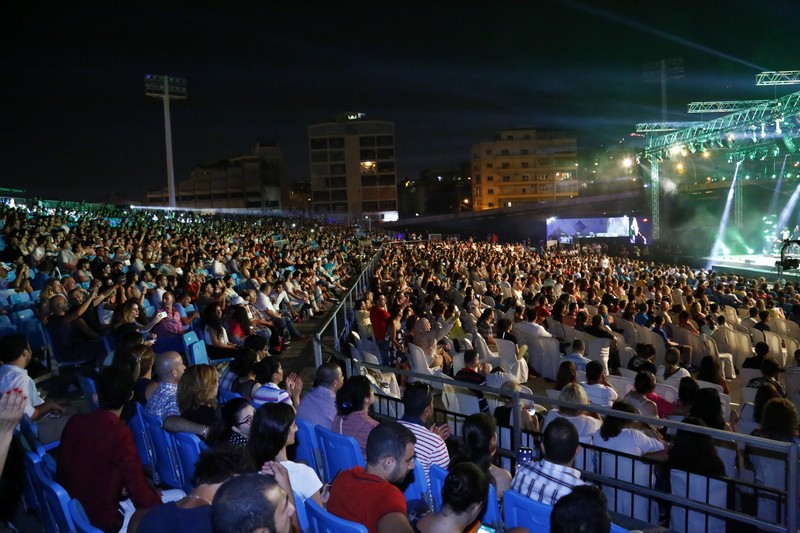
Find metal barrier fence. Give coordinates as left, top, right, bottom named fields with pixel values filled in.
left=313, top=245, right=384, bottom=368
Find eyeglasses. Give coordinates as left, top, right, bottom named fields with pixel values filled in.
left=234, top=414, right=253, bottom=427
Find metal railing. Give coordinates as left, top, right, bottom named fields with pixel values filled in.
left=313, top=245, right=384, bottom=368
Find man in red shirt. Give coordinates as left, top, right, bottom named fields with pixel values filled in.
left=327, top=421, right=416, bottom=533
left=57, top=367, right=161, bottom=532
left=369, top=294, right=391, bottom=363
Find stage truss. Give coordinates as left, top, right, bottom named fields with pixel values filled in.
left=638, top=71, right=800, bottom=239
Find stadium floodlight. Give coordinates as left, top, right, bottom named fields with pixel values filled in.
left=145, top=75, right=187, bottom=209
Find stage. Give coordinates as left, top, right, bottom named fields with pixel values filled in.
left=705, top=253, right=796, bottom=280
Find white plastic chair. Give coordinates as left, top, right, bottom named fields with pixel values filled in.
left=762, top=330, right=785, bottom=367
left=606, top=375, right=634, bottom=399
left=637, top=327, right=667, bottom=368
left=494, top=338, right=528, bottom=383
left=579, top=334, right=611, bottom=375
left=654, top=383, right=678, bottom=403
left=703, top=335, right=735, bottom=380
left=406, top=342, right=444, bottom=388
left=527, top=336, right=562, bottom=380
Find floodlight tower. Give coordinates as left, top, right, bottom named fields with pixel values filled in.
left=145, top=75, right=187, bottom=208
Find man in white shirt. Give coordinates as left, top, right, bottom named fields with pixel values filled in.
left=563, top=339, right=591, bottom=373
left=0, top=334, right=65, bottom=420
left=580, top=360, right=618, bottom=408
left=514, top=308, right=552, bottom=339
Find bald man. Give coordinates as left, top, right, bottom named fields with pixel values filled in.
left=146, top=351, right=208, bottom=439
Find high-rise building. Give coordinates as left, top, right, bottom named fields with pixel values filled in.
left=146, top=142, right=289, bottom=210
left=308, top=112, right=397, bottom=220
left=471, top=128, right=579, bottom=210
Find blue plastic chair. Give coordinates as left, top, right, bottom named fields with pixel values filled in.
left=42, top=325, right=95, bottom=370
left=19, top=318, right=46, bottom=353
left=129, top=402, right=157, bottom=481
left=20, top=415, right=59, bottom=454
left=30, top=289, right=41, bottom=302
left=0, top=324, right=17, bottom=336
left=314, top=425, right=365, bottom=484
left=77, top=374, right=99, bottom=411
left=33, top=459, right=75, bottom=533
left=294, top=490, right=310, bottom=533
left=68, top=498, right=103, bottom=533
left=294, top=419, right=323, bottom=482
left=218, top=389, right=243, bottom=404
left=188, top=340, right=210, bottom=366
left=12, top=308, right=34, bottom=324
left=403, top=459, right=431, bottom=508
left=305, top=498, right=367, bottom=533
left=173, top=432, right=208, bottom=493
left=503, top=489, right=553, bottom=532
left=0, top=314, right=13, bottom=327
left=141, top=409, right=184, bottom=489
left=9, top=292, right=33, bottom=310
left=22, top=451, right=45, bottom=513
left=429, top=464, right=448, bottom=512
left=610, top=524, right=631, bottom=533
left=182, top=331, right=200, bottom=355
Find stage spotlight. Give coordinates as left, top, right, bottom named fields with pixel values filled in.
left=761, top=124, right=767, bottom=139
left=760, top=151, right=768, bottom=161
left=784, top=135, right=797, bottom=154
left=688, top=143, right=697, bottom=153
left=750, top=128, right=758, bottom=142
left=776, top=119, right=783, bottom=135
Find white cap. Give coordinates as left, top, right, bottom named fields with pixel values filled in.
left=230, top=296, right=247, bottom=306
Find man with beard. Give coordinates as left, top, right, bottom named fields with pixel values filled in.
left=327, top=421, right=416, bottom=533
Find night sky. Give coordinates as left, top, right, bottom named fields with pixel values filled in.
left=3, top=1, right=798, bottom=202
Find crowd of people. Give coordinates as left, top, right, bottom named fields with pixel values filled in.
left=2, top=202, right=800, bottom=532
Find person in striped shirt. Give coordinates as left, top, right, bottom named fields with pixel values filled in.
left=510, top=417, right=586, bottom=506
left=398, top=382, right=450, bottom=484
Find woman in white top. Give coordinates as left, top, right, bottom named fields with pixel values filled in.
left=543, top=383, right=602, bottom=444
left=656, top=347, right=690, bottom=386
left=249, top=402, right=324, bottom=505
left=591, top=401, right=667, bottom=458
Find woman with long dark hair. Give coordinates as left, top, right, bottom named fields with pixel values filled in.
left=202, top=302, right=238, bottom=359
left=450, top=413, right=512, bottom=499
left=668, top=417, right=725, bottom=477
left=415, top=463, right=490, bottom=533
left=248, top=402, right=324, bottom=504
left=331, top=375, right=378, bottom=457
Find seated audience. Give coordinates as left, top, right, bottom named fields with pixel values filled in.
left=295, top=362, right=344, bottom=428
left=550, top=485, right=612, bottom=533
left=398, top=381, right=450, bottom=484
left=543, top=383, right=602, bottom=444
left=454, top=349, right=490, bottom=413
left=580, top=360, right=618, bottom=408
left=251, top=357, right=302, bottom=408
left=177, top=364, right=219, bottom=431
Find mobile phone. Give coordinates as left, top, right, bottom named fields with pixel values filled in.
left=477, top=524, right=497, bottom=533
left=517, top=447, right=534, bottom=465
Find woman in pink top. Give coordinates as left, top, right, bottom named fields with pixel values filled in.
left=331, top=375, right=378, bottom=457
